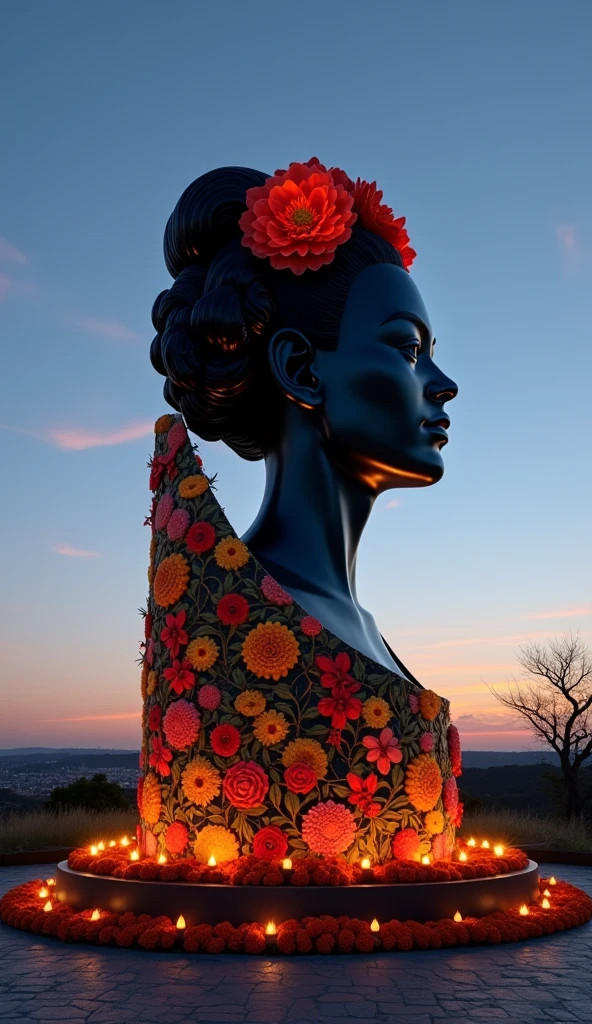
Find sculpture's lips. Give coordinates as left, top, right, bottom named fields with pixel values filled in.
left=423, top=416, right=450, bottom=442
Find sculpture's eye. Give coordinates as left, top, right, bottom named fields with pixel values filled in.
left=399, top=339, right=421, bottom=365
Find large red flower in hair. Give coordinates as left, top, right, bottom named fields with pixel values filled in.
left=349, top=179, right=416, bottom=268
left=239, top=159, right=357, bottom=275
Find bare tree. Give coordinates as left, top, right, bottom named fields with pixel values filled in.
left=490, top=634, right=592, bottom=819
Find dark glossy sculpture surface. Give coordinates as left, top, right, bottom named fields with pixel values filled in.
left=151, top=167, right=458, bottom=677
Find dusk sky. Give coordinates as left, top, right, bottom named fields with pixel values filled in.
left=1, top=1, right=590, bottom=751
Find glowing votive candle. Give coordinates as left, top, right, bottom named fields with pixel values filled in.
left=109, top=840, right=116, bottom=848
left=265, top=921, right=277, bottom=936
left=370, top=918, right=380, bottom=932
left=43, top=901, right=52, bottom=912
left=549, top=877, right=557, bottom=885
left=361, top=857, right=371, bottom=870
left=176, top=915, right=186, bottom=930
left=519, top=905, right=529, bottom=916
left=543, top=889, right=551, bottom=897
left=208, top=856, right=217, bottom=867
left=541, top=898, right=551, bottom=909
left=120, top=836, right=129, bottom=847
left=90, top=909, right=101, bottom=921
left=97, top=841, right=105, bottom=851
left=481, top=840, right=490, bottom=849
left=494, top=845, right=504, bottom=857
left=282, top=858, right=293, bottom=871
left=454, top=911, right=463, bottom=922
left=90, top=845, right=98, bottom=856
left=38, top=888, right=48, bottom=899
left=130, top=850, right=140, bottom=861
left=459, top=851, right=468, bottom=862
left=467, top=838, right=476, bottom=847
left=46, top=878, right=55, bottom=887
left=158, top=854, right=167, bottom=864
left=421, top=855, right=431, bottom=865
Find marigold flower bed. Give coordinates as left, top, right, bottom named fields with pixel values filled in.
left=66, top=845, right=529, bottom=886
left=1, top=878, right=590, bottom=954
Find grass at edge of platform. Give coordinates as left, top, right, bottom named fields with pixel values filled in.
left=0, top=807, right=139, bottom=854
left=460, top=807, right=592, bottom=852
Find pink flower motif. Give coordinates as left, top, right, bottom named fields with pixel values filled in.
left=362, top=728, right=403, bottom=775
left=447, top=723, right=462, bottom=777
left=420, top=731, right=434, bottom=753
left=408, top=693, right=419, bottom=714
left=300, top=615, right=322, bottom=637
left=160, top=610, right=188, bottom=658
left=163, top=699, right=200, bottom=750
left=146, top=638, right=155, bottom=667
left=167, top=419, right=188, bottom=457
left=431, top=831, right=454, bottom=861
left=167, top=507, right=190, bottom=541
left=197, top=684, right=221, bottom=711
left=260, top=575, right=293, bottom=606
left=301, top=800, right=357, bottom=855
left=148, top=734, right=173, bottom=776
left=443, top=776, right=459, bottom=815
left=155, top=492, right=175, bottom=530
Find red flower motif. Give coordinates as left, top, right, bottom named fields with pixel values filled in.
left=362, top=728, right=403, bottom=774
left=315, top=652, right=357, bottom=689
left=392, top=827, right=421, bottom=861
left=186, top=521, right=216, bottom=554
left=300, top=615, right=322, bottom=637
left=165, top=820, right=188, bottom=855
left=148, top=735, right=173, bottom=777
left=318, top=685, right=363, bottom=730
left=144, top=612, right=153, bottom=640
left=149, top=459, right=165, bottom=491
left=327, top=729, right=343, bottom=751
left=160, top=610, right=188, bottom=658
left=217, top=593, right=250, bottom=626
left=346, top=772, right=381, bottom=817
left=447, top=724, right=462, bottom=777
left=223, top=760, right=269, bottom=810
left=252, top=825, right=288, bottom=861
left=211, top=724, right=241, bottom=757
left=349, top=178, right=416, bottom=268
left=148, top=705, right=162, bottom=731
left=162, top=658, right=195, bottom=695
left=284, top=762, right=317, bottom=794
left=239, top=160, right=357, bottom=275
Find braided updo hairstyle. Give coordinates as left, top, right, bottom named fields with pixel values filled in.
left=150, top=166, right=403, bottom=460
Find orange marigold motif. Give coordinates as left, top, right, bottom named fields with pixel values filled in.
left=234, top=689, right=266, bottom=717
left=362, top=696, right=391, bottom=729
left=214, top=536, right=250, bottom=571
left=141, top=662, right=149, bottom=700
left=242, top=622, right=300, bottom=681
left=186, top=636, right=219, bottom=672
left=149, top=536, right=157, bottom=562
left=282, top=738, right=328, bottom=779
left=154, top=414, right=175, bottom=434
left=424, top=809, right=444, bottom=834
left=193, top=824, right=239, bottom=864
left=178, top=474, right=209, bottom=499
left=146, top=670, right=158, bottom=697
left=182, top=757, right=221, bottom=806
left=404, top=754, right=443, bottom=811
left=141, top=773, right=161, bottom=825
left=153, top=553, right=190, bottom=608
left=419, top=689, right=441, bottom=721
left=253, top=710, right=289, bottom=747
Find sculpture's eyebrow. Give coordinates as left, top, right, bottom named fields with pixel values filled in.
left=379, top=312, right=431, bottom=343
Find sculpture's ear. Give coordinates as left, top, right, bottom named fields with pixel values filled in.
left=267, top=328, right=323, bottom=410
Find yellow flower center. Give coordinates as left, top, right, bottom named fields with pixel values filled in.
left=291, top=206, right=314, bottom=227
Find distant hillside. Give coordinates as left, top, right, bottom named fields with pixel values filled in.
left=0, top=748, right=135, bottom=758
left=462, top=750, right=559, bottom=768
left=0, top=788, right=45, bottom=817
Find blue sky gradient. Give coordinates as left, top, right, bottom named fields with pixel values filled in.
left=1, top=0, right=590, bottom=748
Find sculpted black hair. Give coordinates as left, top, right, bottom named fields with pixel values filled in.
left=150, top=167, right=403, bottom=460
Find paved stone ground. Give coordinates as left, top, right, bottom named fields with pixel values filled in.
left=1, top=864, right=591, bottom=1024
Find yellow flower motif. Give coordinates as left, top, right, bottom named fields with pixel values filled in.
left=146, top=670, right=158, bottom=697
left=215, top=536, right=250, bottom=571
left=141, top=773, right=162, bottom=825
left=241, top=621, right=300, bottom=681
left=424, top=810, right=444, bottom=834
left=362, top=696, right=391, bottom=729
left=419, top=689, right=442, bottom=722
left=282, top=738, right=328, bottom=779
left=253, top=710, right=290, bottom=747
left=141, top=662, right=149, bottom=700
left=193, top=824, right=239, bottom=864
left=186, top=636, right=219, bottom=671
left=182, top=757, right=221, bottom=806
left=153, top=553, right=190, bottom=608
left=234, top=689, right=266, bottom=717
left=405, top=754, right=443, bottom=812
left=154, top=414, right=175, bottom=434
left=179, top=474, right=209, bottom=499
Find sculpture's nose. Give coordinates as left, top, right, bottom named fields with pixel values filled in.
left=427, top=372, right=458, bottom=404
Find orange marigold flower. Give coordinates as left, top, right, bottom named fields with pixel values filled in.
left=253, top=710, right=290, bottom=747
left=405, top=754, right=443, bottom=811
left=141, top=773, right=161, bottom=825
left=241, top=621, right=300, bottom=680
left=234, top=689, right=266, bottom=717
left=424, top=810, right=445, bottom=835
left=149, top=536, right=157, bottom=562
left=153, top=553, right=190, bottom=608
left=419, top=689, right=442, bottom=721
left=214, top=536, right=250, bottom=570
left=186, top=636, right=219, bottom=671
left=362, top=696, right=391, bottom=729
left=182, top=756, right=221, bottom=806
left=282, top=738, right=328, bottom=779
left=178, top=474, right=209, bottom=499
left=155, top=414, right=175, bottom=434
left=146, top=670, right=158, bottom=697
left=193, top=825, right=239, bottom=864
left=140, top=662, right=149, bottom=700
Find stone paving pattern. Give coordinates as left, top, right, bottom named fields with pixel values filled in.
left=1, top=864, right=591, bottom=1024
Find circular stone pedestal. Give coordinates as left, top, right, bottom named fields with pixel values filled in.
left=55, top=860, right=540, bottom=927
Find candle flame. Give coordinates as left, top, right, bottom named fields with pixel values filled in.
left=207, top=855, right=217, bottom=867
left=97, top=841, right=105, bottom=851
left=90, top=845, right=98, bottom=856
left=467, top=838, right=476, bottom=847
left=158, top=854, right=167, bottom=864
left=120, top=836, right=129, bottom=846
left=549, top=876, right=557, bottom=885
left=38, top=887, right=48, bottom=899
left=109, top=840, right=116, bottom=847
left=519, top=905, right=529, bottom=916
left=370, top=918, right=380, bottom=932
left=421, top=855, right=431, bottom=865
left=90, top=909, right=101, bottom=921
left=176, top=915, right=186, bottom=929
left=361, top=857, right=371, bottom=870
left=130, top=850, right=140, bottom=861
left=282, top=858, right=293, bottom=870
left=46, top=878, right=55, bottom=886
left=481, top=840, right=490, bottom=849
left=543, top=888, right=551, bottom=897
left=493, top=845, right=504, bottom=857
left=265, top=921, right=277, bottom=936
left=43, top=901, right=52, bottom=912
left=453, top=911, right=462, bottom=922
left=459, top=851, right=467, bottom=862
left=541, top=898, right=551, bottom=909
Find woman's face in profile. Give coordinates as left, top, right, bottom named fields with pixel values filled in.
left=313, top=263, right=458, bottom=491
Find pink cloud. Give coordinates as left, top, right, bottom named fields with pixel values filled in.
left=525, top=606, right=592, bottom=620
left=385, top=499, right=401, bottom=508
left=72, top=315, right=142, bottom=342
left=0, top=235, right=27, bottom=264
left=52, top=544, right=101, bottom=559
left=0, top=420, right=154, bottom=450
left=40, top=712, right=140, bottom=723
left=405, top=630, right=556, bottom=651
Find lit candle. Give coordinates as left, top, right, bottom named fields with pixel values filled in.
left=282, top=858, right=293, bottom=871
left=481, top=840, right=490, bottom=849
left=467, top=838, right=476, bottom=847
left=519, top=905, right=529, bottom=916
left=421, top=855, right=431, bottom=865
left=459, top=851, right=468, bottom=862
left=158, top=854, right=167, bottom=865
left=265, top=921, right=277, bottom=936
left=43, top=901, right=52, bottom=912
left=97, top=841, right=105, bottom=851
left=109, top=840, right=116, bottom=848
left=370, top=918, right=380, bottom=933
left=493, top=845, right=504, bottom=857
left=543, top=889, right=551, bottom=897
left=541, top=898, right=550, bottom=909
left=90, top=845, right=98, bottom=856
left=453, top=911, right=462, bottom=922
left=46, top=878, right=55, bottom=887
left=549, top=876, right=557, bottom=885
left=90, top=909, right=101, bottom=921
left=176, top=915, right=186, bottom=930
left=207, top=855, right=217, bottom=867
left=120, top=836, right=129, bottom=847
left=130, top=849, right=140, bottom=861
left=361, top=857, right=371, bottom=870
left=38, top=887, right=49, bottom=899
